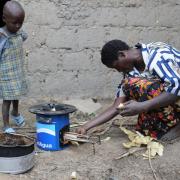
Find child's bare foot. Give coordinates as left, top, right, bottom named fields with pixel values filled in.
left=160, top=122, right=180, bottom=142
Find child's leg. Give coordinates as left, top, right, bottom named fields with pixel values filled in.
left=11, top=100, right=25, bottom=127
left=11, top=100, right=19, bottom=116
left=2, top=100, right=11, bottom=128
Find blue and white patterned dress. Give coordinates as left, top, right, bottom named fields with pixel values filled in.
left=0, top=27, right=28, bottom=100
left=117, top=42, right=180, bottom=97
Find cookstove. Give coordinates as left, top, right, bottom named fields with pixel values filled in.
left=29, top=103, right=76, bottom=151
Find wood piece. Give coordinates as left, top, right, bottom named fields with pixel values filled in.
left=64, top=132, right=90, bottom=143
left=148, top=149, right=158, bottom=180
left=115, top=147, right=146, bottom=160
left=70, top=121, right=88, bottom=128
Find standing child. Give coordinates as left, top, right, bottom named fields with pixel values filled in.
left=0, top=1, right=27, bottom=133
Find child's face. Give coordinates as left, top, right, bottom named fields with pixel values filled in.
left=3, top=13, right=24, bottom=33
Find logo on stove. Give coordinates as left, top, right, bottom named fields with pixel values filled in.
left=36, top=122, right=56, bottom=136
left=37, top=128, right=55, bottom=136
left=37, top=141, right=53, bottom=149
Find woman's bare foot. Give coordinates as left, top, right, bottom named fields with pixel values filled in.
left=160, top=122, right=180, bottom=142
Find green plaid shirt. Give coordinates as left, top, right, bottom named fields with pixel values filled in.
left=0, top=27, right=28, bottom=100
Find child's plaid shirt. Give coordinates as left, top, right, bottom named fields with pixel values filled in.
left=0, top=27, right=28, bottom=100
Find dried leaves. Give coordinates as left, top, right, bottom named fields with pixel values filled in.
left=120, top=127, right=164, bottom=159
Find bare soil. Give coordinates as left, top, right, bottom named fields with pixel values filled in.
left=0, top=98, right=180, bottom=180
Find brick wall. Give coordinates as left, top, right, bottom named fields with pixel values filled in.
left=20, top=0, right=180, bottom=99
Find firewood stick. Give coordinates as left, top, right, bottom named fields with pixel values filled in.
left=148, top=149, right=158, bottom=180
left=115, top=147, right=146, bottom=160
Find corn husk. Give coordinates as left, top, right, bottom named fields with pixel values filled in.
left=143, top=141, right=164, bottom=158
left=120, top=127, right=153, bottom=148
left=118, top=103, right=124, bottom=109
left=120, top=127, right=164, bottom=158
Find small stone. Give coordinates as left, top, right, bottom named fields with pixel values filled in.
left=71, top=171, right=77, bottom=179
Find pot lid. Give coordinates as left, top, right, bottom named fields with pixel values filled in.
left=29, top=103, right=77, bottom=115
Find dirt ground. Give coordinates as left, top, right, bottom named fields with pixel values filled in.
left=0, top=98, right=180, bottom=180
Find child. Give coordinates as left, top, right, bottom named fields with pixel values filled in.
left=0, top=1, right=27, bottom=133
left=76, top=40, right=180, bottom=141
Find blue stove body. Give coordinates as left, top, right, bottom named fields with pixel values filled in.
left=29, top=103, right=76, bottom=151
left=36, top=114, right=69, bottom=151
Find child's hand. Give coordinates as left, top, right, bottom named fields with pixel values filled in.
left=75, top=126, right=87, bottom=135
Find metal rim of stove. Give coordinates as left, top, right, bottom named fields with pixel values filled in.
left=29, top=103, right=77, bottom=115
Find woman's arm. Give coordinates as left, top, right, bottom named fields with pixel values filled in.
left=76, top=96, right=126, bottom=134
left=120, top=92, right=179, bottom=116
left=143, top=92, right=179, bottom=111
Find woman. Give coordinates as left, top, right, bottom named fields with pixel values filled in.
left=76, top=40, right=180, bottom=140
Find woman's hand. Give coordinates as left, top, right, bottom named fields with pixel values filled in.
left=119, top=92, right=179, bottom=117
left=118, top=100, right=147, bottom=116
left=75, top=126, right=87, bottom=135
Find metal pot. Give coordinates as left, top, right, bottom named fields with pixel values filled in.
left=0, top=133, right=35, bottom=174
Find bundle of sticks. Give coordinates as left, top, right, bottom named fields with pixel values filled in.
left=64, top=132, right=91, bottom=143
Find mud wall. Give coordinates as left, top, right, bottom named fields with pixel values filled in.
left=20, top=0, right=180, bottom=99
